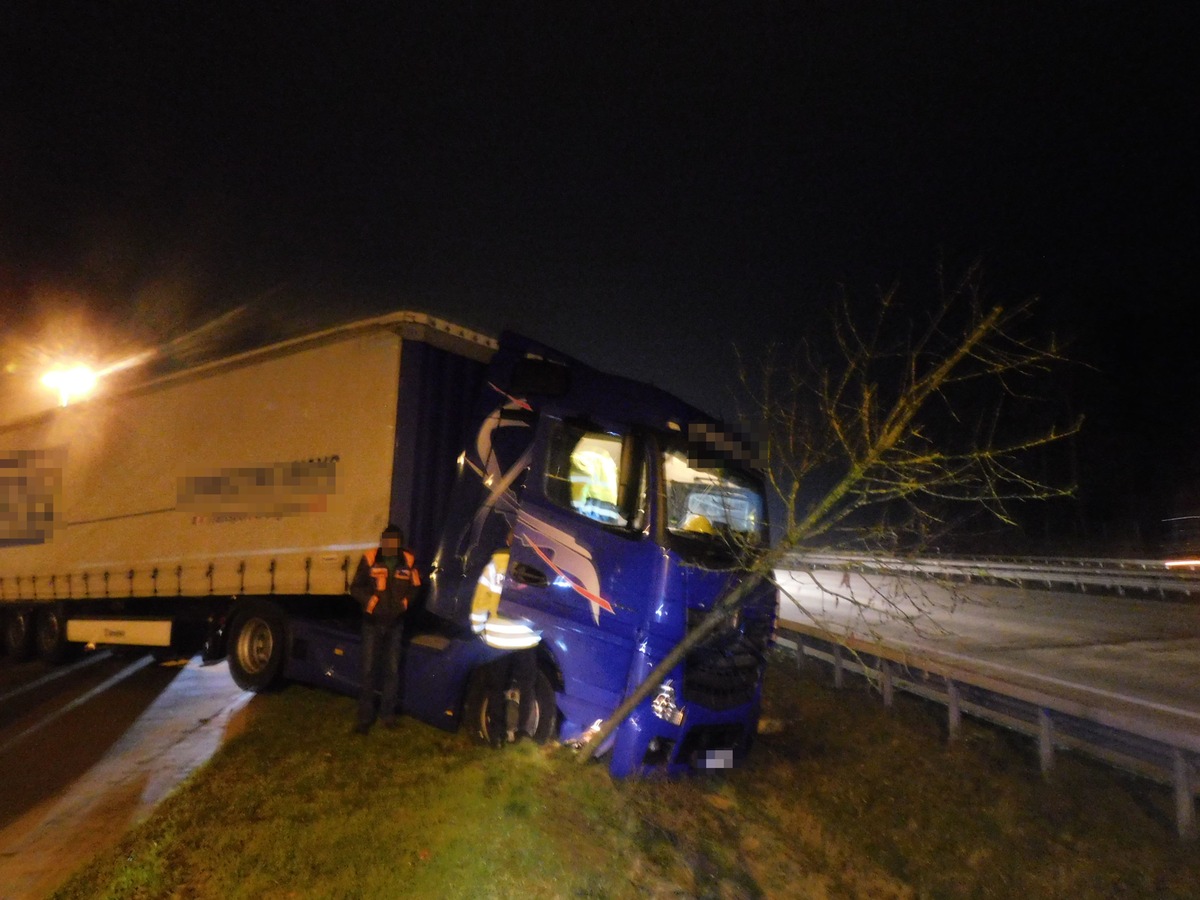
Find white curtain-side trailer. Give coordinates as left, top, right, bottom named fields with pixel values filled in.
left=0, top=312, right=495, bottom=685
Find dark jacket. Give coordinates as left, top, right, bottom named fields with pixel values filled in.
left=350, top=546, right=421, bottom=627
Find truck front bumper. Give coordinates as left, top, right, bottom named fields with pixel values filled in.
left=607, top=682, right=762, bottom=778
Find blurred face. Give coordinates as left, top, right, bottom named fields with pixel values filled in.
left=381, top=535, right=401, bottom=554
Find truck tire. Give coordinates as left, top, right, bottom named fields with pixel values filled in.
left=462, top=670, right=492, bottom=745
left=4, top=610, right=36, bottom=661
left=226, top=601, right=287, bottom=691
left=528, top=668, right=557, bottom=743
left=463, top=663, right=557, bottom=746
left=35, top=605, right=77, bottom=664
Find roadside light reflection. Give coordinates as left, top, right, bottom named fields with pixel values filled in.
left=130, top=659, right=253, bottom=810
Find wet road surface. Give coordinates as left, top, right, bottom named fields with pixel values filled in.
left=0, top=651, right=252, bottom=899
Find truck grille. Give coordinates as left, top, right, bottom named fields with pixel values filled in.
left=682, top=627, right=764, bottom=710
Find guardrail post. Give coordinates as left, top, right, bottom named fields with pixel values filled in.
left=1174, top=748, right=1196, bottom=841
left=832, top=645, right=845, bottom=689
left=773, top=635, right=804, bottom=669
left=1038, top=708, right=1055, bottom=777
left=880, top=660, right=894, bottom=709
left=947, top=680, right=961, bottom=741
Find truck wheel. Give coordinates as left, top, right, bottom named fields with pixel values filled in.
left=4, top=610, right=36, bottom=661
left=463, top=664, right=557, bottom=746
left=36, top=606, right=77, bottom=664
left=226, top=601, right=287, bottom=691
left=527, top=668, right=558, bottom=744
left=462, top=669, right=494, bottom=745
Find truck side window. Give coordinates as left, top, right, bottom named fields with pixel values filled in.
left=545, top=425, right=645, bottom=532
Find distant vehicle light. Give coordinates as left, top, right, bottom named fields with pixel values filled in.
left=41, top=364, right=99, bottom=406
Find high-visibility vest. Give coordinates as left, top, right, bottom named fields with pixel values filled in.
left=470, top=551, right=509, bottom=631
left=469, top=550, right=540, bottom=649
left=363, top=547, right=420, bottom=614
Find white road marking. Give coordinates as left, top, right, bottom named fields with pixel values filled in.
left=0, top=650, right=111, bottom=706
left=0, top=655, right=154, bottom=756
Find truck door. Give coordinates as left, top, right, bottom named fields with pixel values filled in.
left=502, top=421, right=664, bottom=713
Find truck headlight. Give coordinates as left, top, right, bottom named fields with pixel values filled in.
left=651, top=680, right=684, bottom=725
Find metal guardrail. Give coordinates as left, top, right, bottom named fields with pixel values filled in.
left=785, top=552, right=1200, bottom=598
left=774, top=623, right=1199, bottom=841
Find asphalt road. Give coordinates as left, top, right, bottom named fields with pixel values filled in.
left=775, top=568, right=1200, bottom=730
left=0, top=651, right=252, bottom=900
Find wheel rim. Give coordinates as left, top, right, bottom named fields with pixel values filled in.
left=8, top=613, right=31, bottom=649
left=476, top=690, right=541, bottom=741
left=235, top=617, right=274, bottom=675
left=528, top=698, right=541, bottom=735
left=37, top=611, right=62, bottom=652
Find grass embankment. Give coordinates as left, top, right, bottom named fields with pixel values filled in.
left=57, top=656, right=1199, bottom=899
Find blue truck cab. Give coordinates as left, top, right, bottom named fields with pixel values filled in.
left=285, top=330, right=775, bottom=777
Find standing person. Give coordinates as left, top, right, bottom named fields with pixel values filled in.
left=351, top=524, right=421, bottom=734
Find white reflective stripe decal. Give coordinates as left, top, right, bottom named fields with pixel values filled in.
left=482, top=617, right=541, bottom=650
left=483, top=630, right=541, bottom=650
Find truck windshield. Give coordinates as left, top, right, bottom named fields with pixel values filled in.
left=662, top=443, right=766, bottom=550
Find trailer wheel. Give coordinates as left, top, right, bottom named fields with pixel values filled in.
left=226, top=601, right=287, bottom=691
left=463, top=663, right=557, bottom=746
left=35, top=605, right=77, bottom=664
left=4, top=610, right=36, bottom=661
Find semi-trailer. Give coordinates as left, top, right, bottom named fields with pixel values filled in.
left=0, top=311, right=775, bottom=775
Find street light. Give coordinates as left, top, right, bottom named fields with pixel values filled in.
left=41, top=364, right=99, bottom=407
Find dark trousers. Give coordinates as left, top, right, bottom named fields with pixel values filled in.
left=357, top=617, right=404, bottom=728
left=487, top=648, right=538, bottom=740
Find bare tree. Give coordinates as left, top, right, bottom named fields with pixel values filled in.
left=577, top=262, right=1079, bottom=761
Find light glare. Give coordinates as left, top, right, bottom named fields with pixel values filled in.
left=41, top=364, right=99, bottom=406
left=1164, top=559, right=1200, bottom=569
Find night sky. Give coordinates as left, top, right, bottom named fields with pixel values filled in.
left=2, top=3, right=1197, bottom=553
